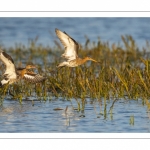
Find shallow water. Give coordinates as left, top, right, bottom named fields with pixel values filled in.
left=0, top=97, right=150, bottom=133
left=0, top=18, right=150, bottom=49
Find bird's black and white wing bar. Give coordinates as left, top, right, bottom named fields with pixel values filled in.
left=55, top=28, right=79, bottom=61
left=0, top=49, right=17, bottom=86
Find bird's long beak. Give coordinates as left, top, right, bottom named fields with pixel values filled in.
left=90, top=58, right=98, bottom=63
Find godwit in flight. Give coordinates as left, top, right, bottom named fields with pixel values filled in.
left=55, top=28, right=98, bottom=68
left=0, top=49, right=46, bottom=87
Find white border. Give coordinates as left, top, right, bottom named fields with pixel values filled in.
left=0, top=12, right=150, bottom=17
left=0, top=0, right=150, bottom=12
left=0, top=133, right=150, bottom=138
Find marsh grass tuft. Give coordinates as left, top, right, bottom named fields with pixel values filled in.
left=1, top=35, right=150, bottom=114
left=130, top=115, right=134, bottom=125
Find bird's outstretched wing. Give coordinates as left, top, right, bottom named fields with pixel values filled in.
left=0, top=49, right=17, bottom=81
left=23, top=72, right=46, bottom=83
left=55, top=28, right=79, bottom=61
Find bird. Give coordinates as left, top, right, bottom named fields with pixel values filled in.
left=55, top=28, right=98, bottom=68
left=0, top=49, right=46, bottom=87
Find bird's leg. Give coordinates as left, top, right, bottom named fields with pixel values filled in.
left=57, top=61, right=69, bottom=69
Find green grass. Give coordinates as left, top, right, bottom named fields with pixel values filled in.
left=1, top=35, right=150, bottom=110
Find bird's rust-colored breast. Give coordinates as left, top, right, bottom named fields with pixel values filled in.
left=16, top=68, right=26, bottom=78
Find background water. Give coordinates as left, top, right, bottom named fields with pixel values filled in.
left=0, top=18, right=150, bottom=133
left=0, top=18, right=150, bottom=49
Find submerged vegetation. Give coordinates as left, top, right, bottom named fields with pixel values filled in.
left=1, top=35, right=150, bottom=111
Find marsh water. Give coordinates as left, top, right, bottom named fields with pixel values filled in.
left=0, top=98, right=150, bottom=133
left=0, top=18, right=150, bottom=49
left=0, top=18, right=150, bottom=132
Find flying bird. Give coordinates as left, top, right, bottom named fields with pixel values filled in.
left=55, top=28, right=98, bottom=68
left=0, top=49, right=46, bottom=87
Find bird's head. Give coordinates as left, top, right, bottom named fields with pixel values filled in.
left=25, top=65, right=37, bottom=69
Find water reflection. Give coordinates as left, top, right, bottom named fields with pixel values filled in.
left=0, top=97, right=150, bottom=132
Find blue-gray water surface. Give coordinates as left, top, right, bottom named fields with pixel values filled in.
left=0, top=18, right=150, bottom=49
left=0, top=98, right=150, bottom=133
left=0, top=18, right=150, bottom=133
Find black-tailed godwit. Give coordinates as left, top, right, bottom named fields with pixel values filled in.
left=0, top=49, right=46, bottom=87
left=55, top=28, right=98, bottom=69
